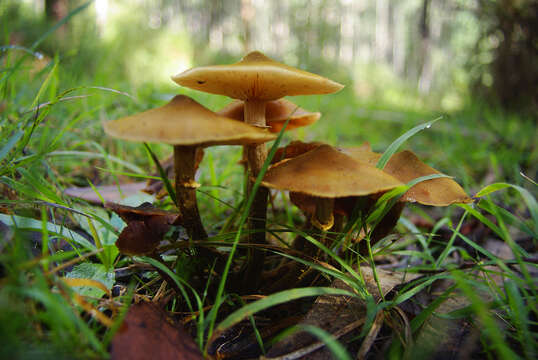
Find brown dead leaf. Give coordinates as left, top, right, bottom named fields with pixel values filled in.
left=111, top=302, right=203, bottom=360
left=64, top=182, right=147, bottom=205
left=108, top=203, right=181, bottom=256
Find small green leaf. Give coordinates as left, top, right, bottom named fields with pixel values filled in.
left=65, top=263, right=115, bottom=298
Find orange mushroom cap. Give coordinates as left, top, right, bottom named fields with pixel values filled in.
left=172, top=51, right=344, bottom=101
left=103, top=95, right=275, bottom=147
left=261, top=144, right=403, bottom=198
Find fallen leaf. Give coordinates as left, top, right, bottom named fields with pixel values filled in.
left=108, top=203, right=181, bottom=256
left=64, top=262, right=115, bottom=298
left=111, top=302, right=203, bottom=360
left=64, top=182, right=147, bottom=205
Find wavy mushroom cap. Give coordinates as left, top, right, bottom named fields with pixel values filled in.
left=172, top=51, right=344, bottom=101
left=343, top=147, right=472, bottom=206
left=103, top=95, right=276, bottom=147
left=217, top=99, right=321, bottom=133
left=261, top=144, right=403, bottom=198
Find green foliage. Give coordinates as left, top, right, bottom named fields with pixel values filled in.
left=0, top=3, right=536, bottom=359
left=65, top=262, right=115, bottom=298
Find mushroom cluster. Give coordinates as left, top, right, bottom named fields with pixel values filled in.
left=102, top=50, right=471, bottom=292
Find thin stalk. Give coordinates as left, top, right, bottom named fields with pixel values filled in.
left=243, top=99, right=268, bottom=291
left=173, top=145, right=208, bottom=241
left=313, top=197, right=335, bottom=231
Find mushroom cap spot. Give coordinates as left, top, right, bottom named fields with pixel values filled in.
left=261, top=144, right=403, bottom=198
left=343, top=148, right=472, bottom=206
left=172, top=51, right=344, bottom=101
left=103, top=95, right=276, bottom=146
left=217, top=99, right=320, bottom=133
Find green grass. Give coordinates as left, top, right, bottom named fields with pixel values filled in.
left=1, top=9, right=537, bottom=360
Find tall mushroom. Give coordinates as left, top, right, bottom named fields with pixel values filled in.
left=172, top=51, right=343, bottom=284
left=103, top=95, right=275, bottom=241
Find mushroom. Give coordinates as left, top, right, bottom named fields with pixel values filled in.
left=287, top=145, right=472, bottom=254
left=217, top=98, right=321, bottom=133
left=261, top=144, right=403, bottom=232
left=172, top=51, right=343, bottom=286
left=103, top=95, right=275, bottom=240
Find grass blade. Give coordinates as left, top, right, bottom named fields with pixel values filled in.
left=213, top=287, right=356, bottom=338
left=376, top=117, right=441, bottom=169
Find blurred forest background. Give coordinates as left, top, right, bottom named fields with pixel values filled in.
left=2, top=0, right=537, bottom=187
left=4, top=0, right=537, bottom=111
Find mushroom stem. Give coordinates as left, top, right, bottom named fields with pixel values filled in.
left=244, top=99, right=268, bottom=175
left=243, top=99, right=268, bottom=289
left=313, top=197, right=335, bottom=231
left=173, top=145, right=208, bottom=241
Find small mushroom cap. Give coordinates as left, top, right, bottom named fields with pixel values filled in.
left=261, top=144, right=403, bottom=198
left=217, top=99, right=321, bottom=133
left=172, top=51, right=344, bottom=101
left=103, top=95, right=276, bottom=146
left=343, top=147, right=472, bottom=206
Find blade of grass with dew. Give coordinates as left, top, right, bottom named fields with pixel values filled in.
left=376, top=117, right=441, bottom=169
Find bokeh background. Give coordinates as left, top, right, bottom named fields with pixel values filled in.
left=2, top=0, right=537, bottom=192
